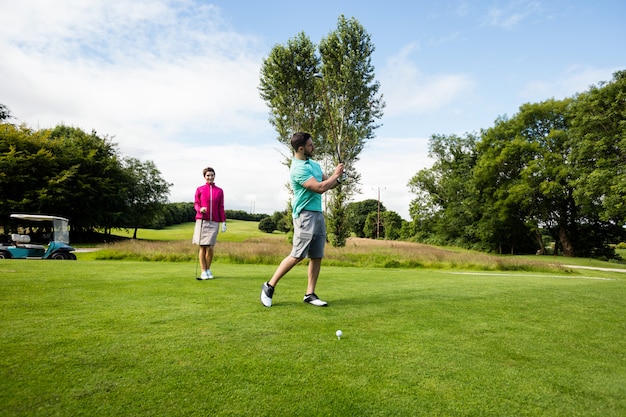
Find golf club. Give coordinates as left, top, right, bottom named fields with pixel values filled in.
left=195, top=218, right=204, bottom=280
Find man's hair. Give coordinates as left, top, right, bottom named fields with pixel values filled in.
left=291, top=132, right=311, bottom=151
left=203, top=167, right=215, bottom=176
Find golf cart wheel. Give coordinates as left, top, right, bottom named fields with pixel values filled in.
left=0, top=250, right=12, bottom=259
left=50, top=252, right=68, bottom=260
left=68, top=253, right=77, bottom=260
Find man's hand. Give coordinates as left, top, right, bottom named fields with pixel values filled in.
left=334, top=163, right=345, bottom=179
left=334, top=163, right=346, bottom=183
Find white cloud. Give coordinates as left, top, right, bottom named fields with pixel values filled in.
left=151, top=136, right=432, bottom=220
left=0, top=2, right=439, bottom=220
left=483, top=0, right=542, bottom=30
left=354, top=136, right=433, bottom=220
left=0, top=0, right=286, bottom=216
left=520, top=66, right=620, bottom=102
left=153, top=143, right=290, bottom=214
left=379, top=43, right=475, bottom=117
left=0, top=0, right=267, bottom=153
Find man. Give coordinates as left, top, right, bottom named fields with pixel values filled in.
left=260, top=132, right=345, bottom=307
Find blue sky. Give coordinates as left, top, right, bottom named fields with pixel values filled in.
left=1, top=0, right=624, bottom=219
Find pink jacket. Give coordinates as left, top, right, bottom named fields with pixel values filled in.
left=194, top=183, right=226, bottom=222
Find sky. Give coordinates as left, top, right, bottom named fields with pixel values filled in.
left=1, top=0, right=625, bottom=219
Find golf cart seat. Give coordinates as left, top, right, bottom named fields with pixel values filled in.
left=11, top=233, right=29, bottom=243
left=11, top=234, right=46, bottom=250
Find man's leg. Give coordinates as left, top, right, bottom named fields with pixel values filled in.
left=303, top=257, right=327, bottom=306
left=306, top=257, right=322, bottom=295
left=261, top=256, right=303, bottom=307
left=269, top=256, right=302, bottom=287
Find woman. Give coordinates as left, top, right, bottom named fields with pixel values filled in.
left=192, top=167, right=226, bottom=279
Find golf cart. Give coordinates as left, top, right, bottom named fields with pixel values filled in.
left=0, top=214, right=76, bottom=260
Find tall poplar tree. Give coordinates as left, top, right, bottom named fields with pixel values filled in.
left=318, top=15, right=384, bottom=246
left=258, top=32, right=321, bottom=163
left=259, top=16, right=384, bottom=247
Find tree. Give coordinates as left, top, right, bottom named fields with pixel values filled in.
left=474, top=97, right=624, bottom=257
left=318, top=15, right=385, bottom=247
left=346, top=199, right=383, bottom=237
left=0, top=122, right=175, bottom=239
left=271, top=210, right=291, bottom=233
left=121, top=157, right=172, bottom=239
left=258, top=32, right=322, bottom=163
left=258, top=16, right=384, bottom=248
left=0, top=124, right=130, bottom=234
left=407, top=133, right=480, bottom=246
left=406, top=72, right=625, bottom=257
left=0, top=124, right=50, bottom=217
left=0, top=104, right=11, bottom=121
left=364, top=210, right=402, bottom=240
left=162, top=202, right=195, bottom=225
left=258, top=217, right=276, bottom=233
left=472, top=104, right=568, bottom=254
left=381, top=211, right=403, bottom=240
left=363, top=211, right=378, bottom=239
left=46, top=125, right=130, bottom=234
left=407, top=189, right=439, bottom=237
left=571, top=70, right=626, bottom=225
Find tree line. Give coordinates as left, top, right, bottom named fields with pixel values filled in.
left=0, top=114, right=172, bottom=240
left=259, top=70, right=626, bottom=260
left=3, top=66, right=624, bottom=258
left=407, top=70, right=626, bottom=258
left=0, top=109, right=278, bottom=241
left=257, top=12, right=625, bottom=258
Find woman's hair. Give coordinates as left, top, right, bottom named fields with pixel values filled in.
left=291, top=132, right=311, bottom=151
left=203, top=167, right=215, bottom=176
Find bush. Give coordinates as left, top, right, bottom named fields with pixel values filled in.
left=258, top=217, right=276, bottom=233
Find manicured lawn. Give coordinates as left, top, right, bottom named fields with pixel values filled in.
left=1, top=259, right=624, bottom=416
left=109, top=220, right=281, bottom=242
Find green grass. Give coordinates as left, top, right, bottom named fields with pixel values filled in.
left=3, top=222, right=626, bottom=415
left=109, top=220, right=281, bottom=242
left=1, top=259, right=625, bottom=416
left=79, top=222, right=593, bottom=274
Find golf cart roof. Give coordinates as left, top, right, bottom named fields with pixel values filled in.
left=10, top=214, right=69, bottom=222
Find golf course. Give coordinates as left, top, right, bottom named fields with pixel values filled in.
left=1, top=221, right=625, bottom=416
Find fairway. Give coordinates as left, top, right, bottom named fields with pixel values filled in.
left=1, top=260, right=625, bottom=416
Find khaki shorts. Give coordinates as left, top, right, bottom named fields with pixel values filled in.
left=192, top=220, right=218, bottom=246
left=290, top=211, right=326, bottom=259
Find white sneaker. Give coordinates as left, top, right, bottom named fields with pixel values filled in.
left=199, top=271, right=209, bottom=280
left=260, top=282, right=274, bottom=307
left=206, top=269, right=214, bottom=279
left=303, top=293, right=328, bottom=307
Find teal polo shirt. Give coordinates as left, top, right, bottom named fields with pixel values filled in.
left=290, top=157, right=323, bottom=218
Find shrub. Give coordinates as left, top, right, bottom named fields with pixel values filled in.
left=258, top=217, right=276, bottom=233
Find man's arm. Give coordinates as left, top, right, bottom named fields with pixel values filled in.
left=302, top=163, right=345, bottom=194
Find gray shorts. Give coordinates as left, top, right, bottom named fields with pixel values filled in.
left=290, top=210, right=326, bottom=259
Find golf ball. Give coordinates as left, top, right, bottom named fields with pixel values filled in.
left=336, top=330, right=343, bottom=338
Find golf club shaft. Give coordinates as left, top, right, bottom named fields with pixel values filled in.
left=195, top=217, right=204, bottom=278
